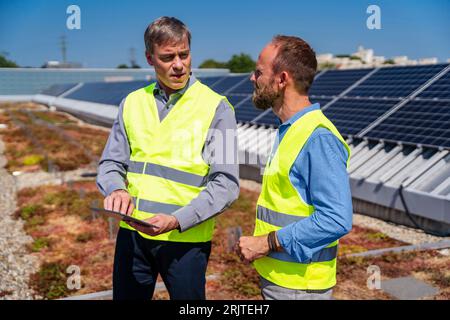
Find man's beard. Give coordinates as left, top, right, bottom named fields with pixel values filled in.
left=252, top=82, right=281, bottom=110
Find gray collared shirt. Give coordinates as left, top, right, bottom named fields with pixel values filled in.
left=96, top=75, right=239, bottom=232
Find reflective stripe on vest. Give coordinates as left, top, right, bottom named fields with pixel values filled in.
left=128, top=160, right=207, bottom=187
left=132, top=197, right=182, bottom=215
left=257, top=205, right=306, bottom=227
left=268, top=245, right=338, bottom=263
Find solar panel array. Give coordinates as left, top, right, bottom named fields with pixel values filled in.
left=364, top=99, right=450, bottom=147
left=65, top=80, right=148, bottom=105
left=345, top=64, right=446, bottom=98
left=309, top=69, right=373, bottom=97
left=40, top=63, right=450, bottom=149
left=40, top=83, right=78, bottom=96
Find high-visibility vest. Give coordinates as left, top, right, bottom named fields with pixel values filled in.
left=120, top=80, right=231, bottom=242
left=253, top=109, right=351, bottom=290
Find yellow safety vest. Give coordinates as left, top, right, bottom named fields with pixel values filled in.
left=120, top=80, right=230, bottom=242
left=253, top=109, right=351, bottom=290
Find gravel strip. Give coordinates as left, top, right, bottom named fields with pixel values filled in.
left=0, top=140, right=41, bottom=300
left=240, top=178, right=450, bottom=245
left=352, top=213, right=450, bottom=245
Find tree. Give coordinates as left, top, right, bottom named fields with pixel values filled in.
left=0, top=54, right=18, bottom=68
left=198, top=53, right=256, bottom=73
left=199, top=59, right=228, bottom=69
left=227, top=53, right=255, bottom=73
left=318, top=62, right=337, bottom=70
left=117, top=64, right=129, bottom=69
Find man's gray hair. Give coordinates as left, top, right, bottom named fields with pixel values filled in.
left=144, top=16, right=191, bottom=53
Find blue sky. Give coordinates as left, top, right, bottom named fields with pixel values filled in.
left=0, top=0, right=449, bottom=68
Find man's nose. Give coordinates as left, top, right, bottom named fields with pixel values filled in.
left=173, top=56, right=183, bottom=70
left=250, top=72, right=256, bottom=83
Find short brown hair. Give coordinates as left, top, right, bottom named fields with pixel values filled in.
left=271, top=35, right=317, bottom=94
left=144, top=16, right=191, bottom=53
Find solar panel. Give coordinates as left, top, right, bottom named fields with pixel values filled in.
left=309, top=69, right=373, bottom=97
left=346, top=64, right=446, bottom=98
left=211, top=75, right=247, bottom=94
left=253, top=109, right=280, bottom=127
left=40, top=83, right=78, bottom=96
left=226, top=95, right=249, bottom=108
left=197, top=76, right=225, bottom=88
left=417, top=69, right=450, bottom=99
left=65, top=81, right=149, bottom=105
left=323, top=98, right=398, bottom=135
left=364, top=99, right=450, bottom=148
left=310, top=97, right=333, bottom=108
left=229, top=78, right=253, bottom=94
left=234, top=99, right=267, bottom=124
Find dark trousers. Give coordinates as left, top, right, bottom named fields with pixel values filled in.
left=113, top=228, right=211, bottom=300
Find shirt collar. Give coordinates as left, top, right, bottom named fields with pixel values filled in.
left=279, top=103, right=321, bottom=128
left=153, top=74, right=196, bottom=99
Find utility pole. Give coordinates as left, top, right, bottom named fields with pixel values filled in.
left=129, top=47, right=136, bottom=68
left=60, top=35, right=67, bottom=63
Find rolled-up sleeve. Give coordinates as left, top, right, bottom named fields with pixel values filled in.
left=276, top=130, right=353, bottom=263
left=172, top=99, right=240, bottom=232
left=96, top=99, right=130, bottom=197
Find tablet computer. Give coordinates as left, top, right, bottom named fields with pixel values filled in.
left=90, top=207, right=157, bottom=228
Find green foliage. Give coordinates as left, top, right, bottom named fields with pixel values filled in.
left=0, top=54, right=18, bottom=68
left=27, top=215, right=46, bottom=228
left=22, top=154, right=44, bottom=166
left=384, top=59, right=395, bottom=65
left=20, top=204, right=41, bottom=219
left=31, top=262, right=69, bottom=299
left=199, top=59, right=228, bottom=69
left=365, top=232, right=389, bottom=241
left=227, top=53, right=256, bottom=73
left=44, top=189, right=101, bottom=220
left=318, top=62, right=337, bottom=70
left=117, top=64, right=129, bottom=69
left=19, top=204, right=46, bottom=229
left=199, top=53, right=256, bottom=73
left=31, top=237, right=50, bottom=252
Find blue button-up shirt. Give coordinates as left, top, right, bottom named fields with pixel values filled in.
left=274, top=103, right=353, bottom=263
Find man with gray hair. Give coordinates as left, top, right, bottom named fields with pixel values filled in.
left=96, top=16, right=239, bottom=300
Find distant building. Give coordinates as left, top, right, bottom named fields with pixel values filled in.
left=317, top=46, right=438, bottom=70
left=42, top=60, right=82, bottom=68
left=352, top=46, right=373, bottom=64
left=418, top=57, right=438, bottom=65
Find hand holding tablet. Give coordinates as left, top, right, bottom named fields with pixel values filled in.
left=90, top=207, right=158, bottom=228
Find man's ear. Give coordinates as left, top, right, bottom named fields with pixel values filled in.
left=279, top=71, right=288, bottom=89
left=145, top=51, right=154, bottom=66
